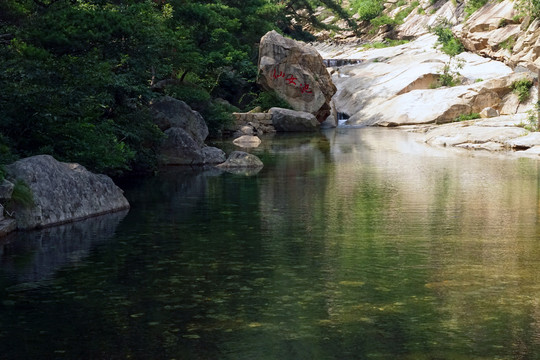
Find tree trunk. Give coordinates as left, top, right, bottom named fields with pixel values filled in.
left=180, top=70, right=189, bottom=82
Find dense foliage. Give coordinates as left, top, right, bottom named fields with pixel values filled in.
left=274, top=0, right=356, bottom=40
left=0, top=0, right=349, bottom=176
left=511, top=78, right=533, bottom=102
left=351, top=0, right=384, bottom=21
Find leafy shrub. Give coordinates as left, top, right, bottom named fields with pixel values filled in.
left=370, top=1, right=419, bottom=28
left=430, top=73, right=456, bottom=88
left=201, top=101, right=239, bottom=138
left=394, top=1, right=420, bottom=23
left=465, top=0, right=488, bottom=18
left=511, top=79, right=533, bottom=102
left=8, top=180, right=34, bottom=209
left=429, top=22, right=464, bottom=88
left=454, top=113, right=480, bottom=122
left=250, top=90, right=292, bottom=112
left=165, top=83, right=211, bottom=111
left=352, top=0, right=385, bottom=21
left=519, top=103, right=539, bottom=132
left=431, top=23, right=464, bottom=56
left=164, top=82, right=239, bottom=138
left=514, top=0, right=540, bottom=19
left=430, top=61, right=463, bottom=88
left=370, top=15, right=398, bottom=27
left=499, top=36, right=516, bottom=51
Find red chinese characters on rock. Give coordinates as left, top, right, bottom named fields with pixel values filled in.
left=299, top=83, right=312, bottom=94
left=285, top=75, right=297, bottom=85
left=272, top=69, right=285, bottom=80
left=271, top=68, right=312, bottom=94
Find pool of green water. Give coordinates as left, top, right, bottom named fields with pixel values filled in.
left=1, top=128, right=540, bottom=359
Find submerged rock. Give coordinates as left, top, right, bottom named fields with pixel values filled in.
left=217, top=151, right=263, bottom=169
left=5, top=155, right=129, bottom=230
left=233, top=135, right=262, bottom=148
left=258, top=30, right=336, bottom=123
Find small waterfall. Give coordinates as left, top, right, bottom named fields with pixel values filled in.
left=337, top=112, right=350, bottom=126
left=323, top=59, right=362, bottom=67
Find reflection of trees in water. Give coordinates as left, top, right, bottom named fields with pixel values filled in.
left=320, top=128, right=540, bottom=357
left=2, top=131, right=540, bottom=358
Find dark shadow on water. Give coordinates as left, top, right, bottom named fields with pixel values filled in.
left=0, top=209, right=129, bottom=285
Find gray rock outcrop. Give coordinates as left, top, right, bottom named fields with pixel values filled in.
left=0, top=204, right=16, bottom=237
left=151, top=96, right=225, bottom=165
left=0, top=180, right=14, bottom=201
left=152, top=96, right=208, bottom=145
left=5, top=155, right=130, bottom=230
left=201, top=147, right=227, bottom=164
left=270, top=107, right=320, bottom=132
left=160, top=128, right=204, bottom=165
left=258, top=30, right=336, bottom=123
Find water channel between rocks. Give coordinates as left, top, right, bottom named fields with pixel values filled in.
left=1, top=127, right=540, bottom=359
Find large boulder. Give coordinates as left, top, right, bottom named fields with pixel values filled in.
left=151, top=96, right=226, bottom=165
left=160, top=128, right=225, bottom=165
left=151, top=96, right=208, bottom=146
left=5, top=155, right=130, bottom=230
left=258, top=30, right=336, bottom=123
left=160, top=128, right=205, bottom=165
left=270, top=107, right=320, bottom=132
left=201, top=147, right=227, bottom=164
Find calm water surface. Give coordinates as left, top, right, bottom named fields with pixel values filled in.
left=1, top=128, right=540, bottom=359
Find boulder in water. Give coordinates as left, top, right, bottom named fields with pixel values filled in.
left=217, top=151, right=263, bottom=169
left=152, top=96, right=226, bottom=165
left=233, top=135, right=262, bottom=148
left=151, top=96, right=208, bottom=146
left=270, top=107, right=319, bottom=132
left=258, top=30, right=336, bottom=123
left=5, top=155, right=130, bottom=230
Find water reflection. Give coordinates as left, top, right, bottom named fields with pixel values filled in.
left=0, top=209, right=128, bottom=284
left=0, top=128, right=540, bottom=359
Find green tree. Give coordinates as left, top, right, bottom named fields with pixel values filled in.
left=0, top=0, right=172, bottom=175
